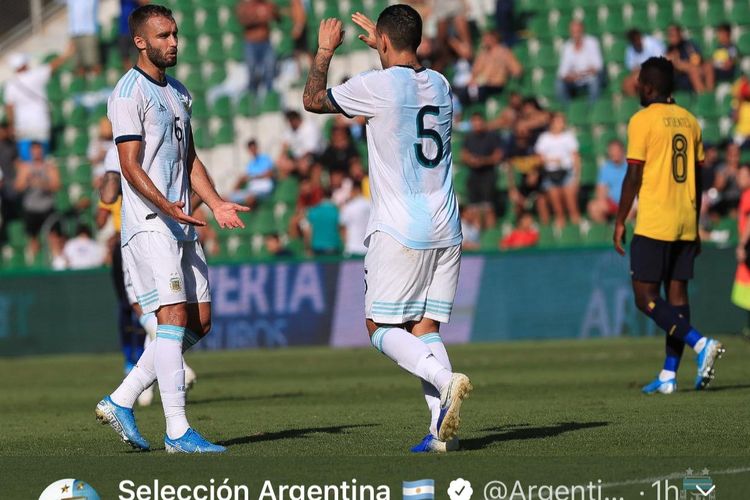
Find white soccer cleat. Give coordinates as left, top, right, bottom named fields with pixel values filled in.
left=437, top=373, right=473, bottom=442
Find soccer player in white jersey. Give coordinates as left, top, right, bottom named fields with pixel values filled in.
left=99, top=146, right=197, bottom=408
left=95, top=5, right=249, bottom=453
left=303, top=4, right=473, bottom=453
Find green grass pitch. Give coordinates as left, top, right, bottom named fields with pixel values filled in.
left=2, top=337, right=749, bottom=498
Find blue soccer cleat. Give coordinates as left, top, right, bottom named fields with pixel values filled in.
left=165, top=428, right=226, bottom=454
left=410, top=433, right=459, bottom=453
left=437, top=373, right=473, bottom=441
left=695, top=339, right=725, bottom=390
left=95, top=396, right=150, bottom=451
left=641, top=377, right=677, bottom=394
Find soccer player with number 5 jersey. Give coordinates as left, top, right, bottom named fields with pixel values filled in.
left=614, top=57, right=724, bottom=395
left=303, top=4, right=472, bottom=452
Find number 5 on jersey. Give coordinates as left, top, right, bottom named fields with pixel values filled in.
left=415, top=105, right=445, bottom=168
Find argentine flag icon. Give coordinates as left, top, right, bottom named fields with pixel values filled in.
left=402, top=479, right=435, bottom=500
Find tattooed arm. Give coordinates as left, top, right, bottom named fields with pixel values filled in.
left=303, top=18, right=345, bottom=114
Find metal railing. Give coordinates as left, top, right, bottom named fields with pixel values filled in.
left=0, top=0, right=64, bottom=53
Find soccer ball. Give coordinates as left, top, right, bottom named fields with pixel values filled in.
left=38, top=479, right=100, bottom=500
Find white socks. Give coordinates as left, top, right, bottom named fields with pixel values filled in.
left=419, top=333, right=452, bottom=437
left=693, top=337, right=707, bottom=354
left=139, top=312, right=157, bottom=340
left=371, top=327, right=452, bottom=393
left=110, top=335, right=157, bottom=408
left=658, top=369, right=676, bottom=382
left=154, top=324, right=190, bottom=440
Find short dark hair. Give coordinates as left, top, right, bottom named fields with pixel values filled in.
left=717, top=23, right=732, bottom=35
left=247, top=139, right=257, bottom=148
left=284, top=110, right=301, bottom=121
left=639, top=56, right=675, bottom=97
left=376, top=4, right=422, bottom=52
left=626, top=29, right=641, bottom=43
left=129, top=4, right=174, bottom=38
left=76, top=224, right=92, bottom=238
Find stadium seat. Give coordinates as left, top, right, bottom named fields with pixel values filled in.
left=702, top=122, right=721, bottom=146
left=567, top=100, right=591, bottom=127
left=212, top=95, right=233, bottom=120
left=616, top=97, right=639, bottom=123
left=192, top=123, right=213, bottom=149
left=738, top=33, right=750, bottom=55
left=679, top=4, right=702, bottom=30
left=273, top=177, right=300, bottom=205
left=214, top=119, right=235, bottom=145
left=590, top=98, right=617, bottom=125
left=695, top=92, right=721, bottom=120
left=480, top=227, right=502, bottom=250
left=532, top=44, right=560, bottom=70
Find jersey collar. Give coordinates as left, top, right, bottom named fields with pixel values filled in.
left=134, top=65, right=168, bottom=87
left=643, top=96, right=674, bottom=107
left=395, top=64, right=427, bottom=73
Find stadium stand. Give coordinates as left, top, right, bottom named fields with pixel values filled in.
left=0, top=0, right=749, bottom=269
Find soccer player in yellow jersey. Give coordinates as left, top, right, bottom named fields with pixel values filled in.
left=614, top=57, right=724, bottom=394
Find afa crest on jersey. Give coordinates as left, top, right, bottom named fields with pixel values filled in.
left=39, top=479, right=100, bottom=500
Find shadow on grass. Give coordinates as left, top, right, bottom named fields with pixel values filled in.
left=189, top=392, right=305, bottom=405
left=219, top=424, right=378, bottom=447
left=705, top=383, right=750, bottom=392
left=461, top=421, right=609, bottom=450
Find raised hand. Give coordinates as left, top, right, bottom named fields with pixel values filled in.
left=352, top=12, right=377, bottom=49
left=318, top=18, right=345, bottom=52
left=212, top=201, right=251, bottom=229
left=164, top=200, right=206, bottom=226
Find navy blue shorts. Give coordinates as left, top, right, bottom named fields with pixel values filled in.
left=630, top=235, right=698, bottom=282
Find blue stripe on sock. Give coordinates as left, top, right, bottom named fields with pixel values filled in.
left=684, top=329, right=703, bottom=348
left=420, top=333, right=443, bottom=344
left=156, top=332, right=183, bottom=341
left=183, top=329, right=201, bottom=349
left=663, top=355, right=680, bottom=372
left=371, top=327, right=390, bottom=352
left=156, top=325, right=185, bottom=342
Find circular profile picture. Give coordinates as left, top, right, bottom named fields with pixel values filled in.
left=39, top=479, right=100, bottom=500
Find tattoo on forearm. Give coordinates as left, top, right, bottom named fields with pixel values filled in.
left=303, top=50, right=337, bottom=113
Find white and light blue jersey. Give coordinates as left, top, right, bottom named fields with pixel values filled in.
left=328, top=66, right=462, bottom=250
left=108, top=66, right=196, bottom=245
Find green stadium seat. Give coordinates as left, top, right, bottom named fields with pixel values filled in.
left=180, top=42, right=202, bottom=65
left=229, top=35, right=245, bottom=62
left=184, top=67, right=207, bottom=93
left=551, top=15, right=573, bottom=39
left=616, top=97, right=639, bottom=123
left=527, top=16, right=552, bottom=40
left=224, top=14, right=244, bottom=35
left=480, top=227, right=502, bottom=250
left=532, top=44, right=559, bottom=70
left=580, top=157, right=598, bottom=186
left=673, top=91, right=693, bottom=108
left=202, top=11, right=222, bottom=37
left=585, top=222, right=612, bottom=245
left=705, top=3, right=728, bottom=27
left=649, top=6, right=674, bottom=32
left=702, top=121, right=721, bottom=145
left=191, top=97, right=210, bottom=120
left=207, top=65, right=227, bottom=87
left=533, top=72, right=557, bottom=100
left=47, top=77, right=64, bottom=103
left=68, top=106, right=89, bottom=128
left=601, top=9, right=626, bottom=36
left=558, top=223, right=582, bottom=247
left=735, top=6, right=750, bottom=25
left=259, top=91, right=282, bottom=114
left=214, top=119, right=235, bottom=145
left=7, top=220, right=26, bottom=249
left=70, top=134, right=89, bottom=156
left=604, top=39, right=627, bottom=65
left=567, top=100, right=590, bottom=127
left=453, top=167, right=469, bottom=203
left=212, top=95, right=233, bottom=119
left=679, top=4, right=702, bottom=30
left=206, top=39, right=226, bottom=64
left=738, top=33, right=750, bottom=55
left=250, top=208, right=276, bottom=235
left=590, top=98, right=617, bottom=125
left=538, top=224, right=555, bottom=248
left=273, top=177, right=300, bottom=205
left=68, top=75, right=87, bottom=94
left=192, top=123, right=213, bottom=149
left=695, top=92, right=721, bottom=120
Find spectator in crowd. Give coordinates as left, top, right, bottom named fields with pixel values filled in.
left=265, top=233, right=292, bottom=257
left=622, top=29, right=665, bottom=96
left=495, top=0, right=516, bottom=47
left=534, top=112, right=582, bottom=231
left=555, top=20, right=603, bottom=106
left=705, top=23, right=738, bottom=91
left=500, top=211, right=539, bottom=250
left=732, top=74, right=750, bottom=147
left=299, top=190, right=341, bottom=256
left=699, top=145, right=721, bottom=225
left=712, top=142, right=743, bottom=216
left=0, top=122, right=19, bottom=246
left=289, top=0, right=310, bottom=63
left=587, top=139, right=628, bottom=223
left=118, top=0, right=150, bottom=69
left=88, top=118, right=115, bottom=187
left=732, top=164, right=750, bottom=328
left=456, top=31, right=522, bottom=106
left=319, top=125, right=361, bottom=176
left=338, top=181, right=370, bottom=257
left=666, top=24, right=706, bottom=93
left=193, top=206, right=220, bottom=257
left=296, top=161, right=325, bottom=210
left=505, top=126, right=548, bottom=224
left=330, top=170, right=353, bottom=207
left=48, top=223, right=67, bottom=270
left=67, top=0, right=101, bottom=75
left=231, top=140, right=275, bottom=208
left=432, top=0, right=473, bottom=72
left=280, top=110, right=323, bottom=162
left=4, top=49, right=71, bottom=161
left=236, top=0, right=279, bottom=99
left=14, top=142, right=60, bottom=263
left=460, top=205, right=481, bottom=250
left=461, top=112, right=503, bottom=229
left=61, top=223, right=105, bottom=269
left=488, top=91, right=523, bottom=131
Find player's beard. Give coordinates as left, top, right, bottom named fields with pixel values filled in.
left=145, top=43, right=177, bottom=69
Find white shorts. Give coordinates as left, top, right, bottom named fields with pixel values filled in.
left=122, top=231, right=211, bottom=315
left=123, top=264, right=137, bottom=306
left=364, top=231, right=461, bottom=324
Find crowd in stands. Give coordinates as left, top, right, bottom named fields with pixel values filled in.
left=1, top=0, right=750, bottom=270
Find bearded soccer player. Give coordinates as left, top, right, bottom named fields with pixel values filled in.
left=614, top=56, right=724, bottom=395
left=303, top=5, right=472, bottom=452
left=95, top=4, right=249, bottom=452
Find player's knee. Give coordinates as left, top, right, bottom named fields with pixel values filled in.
left=634, top=294, right=655, bottom=314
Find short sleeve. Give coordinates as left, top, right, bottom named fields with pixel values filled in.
left=626, top=112, right=648, bottom=164
left=695, top=121, right=705, bottom=163
left=328, top=71, right=378, bottom=119
left=109, top=97, right=144, bottom=144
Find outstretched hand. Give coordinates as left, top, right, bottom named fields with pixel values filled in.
left=318, top=18, right=345, bottom=52
left=212, top=201, right=251, bottom=229
left=164, top=201, right=206, bottom=226
left=613, top=222, right=626, bottom=256
left=352, top=12, right=377, bottom=49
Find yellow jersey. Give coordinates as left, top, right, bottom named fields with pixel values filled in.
left=626, top=102, right=704, bottom=241
left=98, top=196, right=122, bottom=233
